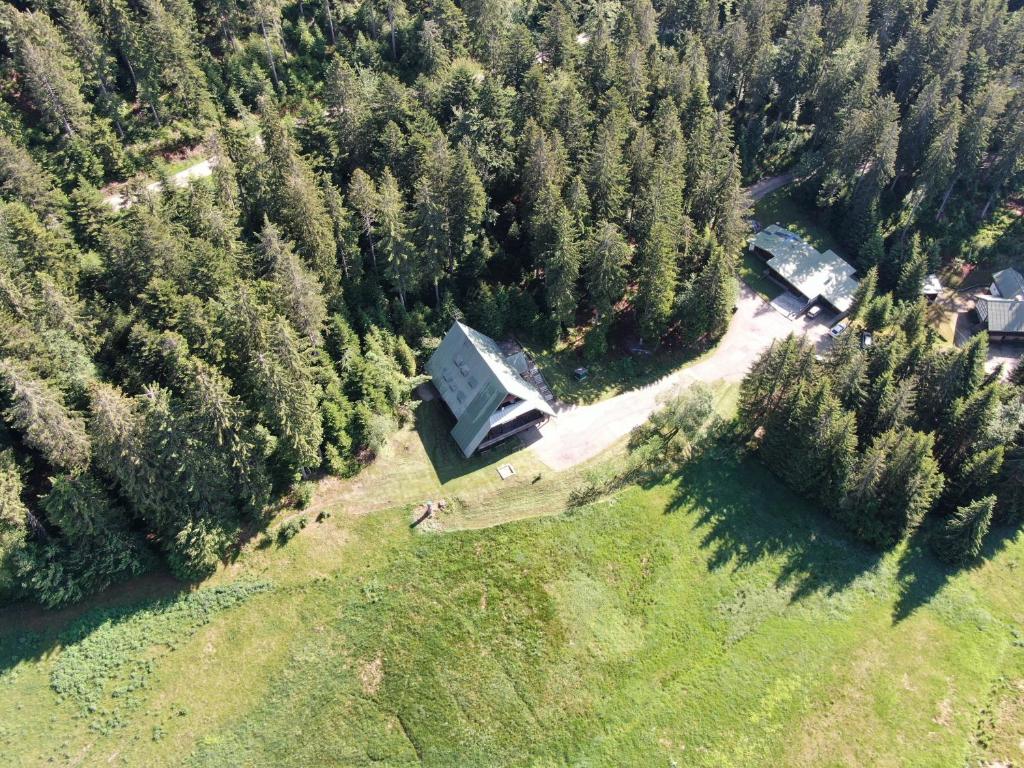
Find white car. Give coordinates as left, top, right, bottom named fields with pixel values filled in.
left=806, top=305, right=823, bottom=319
left=829, top=322, right=848, bottom=338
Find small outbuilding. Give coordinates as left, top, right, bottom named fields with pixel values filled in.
left=427, top=322, right=555, bottom=457
left=750, top=225, right=859, bottom=315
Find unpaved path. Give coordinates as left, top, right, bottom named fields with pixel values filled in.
left=746, top=172, right=796, bottom=201
left=104, top=158, right=214, bottom=210
left=528, top=286, right=832, bottom=471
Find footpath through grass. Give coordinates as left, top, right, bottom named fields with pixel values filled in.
left=2, top=430, right=1023, bottom=766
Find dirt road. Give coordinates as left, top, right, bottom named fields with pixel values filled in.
left=104, top=159, right=214, bottom=211
left=745, top=172, right=796, bottom=201
left=527, top=286, right=831, bottom=471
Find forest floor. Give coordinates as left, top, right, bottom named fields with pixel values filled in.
left=2, top=411, right=1023, bottom=767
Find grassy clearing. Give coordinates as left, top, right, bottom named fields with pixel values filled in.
left=2, top=396, right=1023, bottom=767
left=740, top=250, right=783, bottom=301
left=528, top=336, right=706, bottom=405
left=926, top=300, right=960, bottom=346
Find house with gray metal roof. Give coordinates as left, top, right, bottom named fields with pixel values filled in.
left=427, top=322, right=556, bottom=457
left=973, top=268, right=1024, bottom=342
left=750, top=225, right=859, bottom=314
left=990, top=268, right=1024, bottom=301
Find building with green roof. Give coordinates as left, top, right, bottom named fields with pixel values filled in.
left=427, top=322, right=556, bottom=457
left=750, top=225, right=859, bottom=314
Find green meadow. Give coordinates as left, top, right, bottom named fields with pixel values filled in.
left=2, top=414, right=1023, bottom=767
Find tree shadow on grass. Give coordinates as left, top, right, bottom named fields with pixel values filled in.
left=0, top=570, right=188, bottom=673
left=661, top=449, right=885, bottom=604
left=891, top=520, right=1022, bottom=623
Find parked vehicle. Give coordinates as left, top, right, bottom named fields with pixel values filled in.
left=829, top=322, right=848, bottom=338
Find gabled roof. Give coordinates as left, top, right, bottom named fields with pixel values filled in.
left=427, top=322, right=554, bottom=456
left=976, top=296, right=1024, bottom=334
left=753, top=225, right=859, bottom=313
left=992, top=268, right=1024, bottom=301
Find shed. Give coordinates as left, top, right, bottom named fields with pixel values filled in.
left=426, top=322, right=555, bottom=456
left=750, top=225, right=859, bottom=314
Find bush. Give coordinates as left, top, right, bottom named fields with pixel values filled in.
left=583, top=322, right=609, bottom=363
left=293, top=481, right=315, bottom=509
left=277, top=516, right=307, bottom=544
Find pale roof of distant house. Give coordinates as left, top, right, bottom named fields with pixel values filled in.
left=752, top=225, right=859, bottom=313
left=976, top=296, right=1024, bottom=335
left=426, top=322, right=554, bottom=457
left=992, top=268, right=1024, bottom=300
left=922, top=274, right=943, bottom=295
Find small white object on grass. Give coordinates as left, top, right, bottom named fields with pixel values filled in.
left=497, top=464, right=516, bottom=480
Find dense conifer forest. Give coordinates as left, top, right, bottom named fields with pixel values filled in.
left=0, top=0, right=1021, bottom=605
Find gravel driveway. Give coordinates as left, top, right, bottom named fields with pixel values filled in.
left=527, top=286, right=832, bottom=471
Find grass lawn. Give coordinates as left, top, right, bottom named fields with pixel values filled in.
left=754, top=190, right=846, bottom=259
left=740, top=250, right=783, bottom=302
left=2, top=413, right=1024, bottom=766
left=528, top=337, right=708, bottom=406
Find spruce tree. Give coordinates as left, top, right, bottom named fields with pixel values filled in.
left=841, top=427, right=945, bottom=547
left=0, top=451, right=29, bottom=599
left=933, top=495, right=996, bottom=565
left=543, top=205, right=581, bottom=328
left=261, top=218, right=328, bottom=347
left=635, top=220, right=678, bottom=341
left=0, top=360, right=91, bottom=473
left=376, top=168, right=417, bottom=308
left=586, top=221, right=629, bottom=319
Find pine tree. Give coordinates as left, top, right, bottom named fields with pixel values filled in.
left=0, top=360, right=90, bottom=473
left=376, top=168, right=417, bottom=308
left=635, top=220, right=678, bottom=341
left=0, top=451, right=29, bottom=599
left=261, top=218, right=328, bottom=347
left=933, top=495, right=996, bottom=565
left=841, top=427, right=944, bottom=547
left=587, top=221, right=630, bottom=319
left=543, top=205, right=581, bottom=327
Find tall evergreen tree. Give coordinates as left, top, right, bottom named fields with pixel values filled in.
left=933, top=495, right=996, bottom=564
left=586, top=221, right=630, bottom=319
